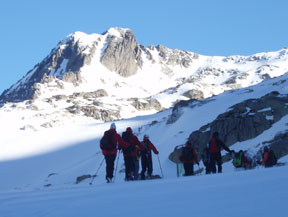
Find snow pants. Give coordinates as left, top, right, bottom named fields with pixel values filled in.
left=105, top=154, right=116, bottom=180
left=210, top=152, right=222, bottom=173
left=124, top=156, right=136, bottom=180
left=183, top=162, right=194, bottom=176
left=141, top=153, right=153, bottom=178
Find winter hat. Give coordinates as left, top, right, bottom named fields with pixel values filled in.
left=144, top=134, right=149, bottom=139
left=110, top=122, right=116, bottom=130
left=126, top=127, right=132, bottom=133
left=213, top=132, right=219, bottom=138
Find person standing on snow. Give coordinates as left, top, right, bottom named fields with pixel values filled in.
left=100, top=123, right=128, bottom=183
left=140, top=135, right=159, bottom=180
left=208, top=132, right=233, bottom=174
left=121, top=127, right=146, bottom=181
left=179, top=141, right=199, bottom=176
left=258, top=146, right=277, bottom=168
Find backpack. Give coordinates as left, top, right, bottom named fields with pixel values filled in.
left=182, top=147, right=194, bottom=161
left=100, top=131, right=116, bottom=151
left=122, top=131, right=135, bottom=154
left=141, top=140, right=151, bottom=156
left=233, top=151, right=243, bottom=168
left=209, top=138, right=220, bottom=153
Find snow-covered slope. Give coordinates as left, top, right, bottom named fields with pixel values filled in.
left=1, top=165, right=288, bottom=217
left=1, top=71, right=288, bottom=190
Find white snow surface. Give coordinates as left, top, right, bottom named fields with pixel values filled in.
left=1, top=70, right=288, bottom=216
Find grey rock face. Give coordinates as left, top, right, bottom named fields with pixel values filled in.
left=167, top=98, right=212, bottom=124
left=0, top=36, right=97, bottom=102
left=66, top=105, right=120, bottom=121
left=156, top=45, right=198, bottom=68
left=129, top=98, right=163, bottom=111
left=68, top=89, right=108, bottom=100
left=183, top=89, right=204, bottom=100
left=101, top=29, right=143, bottom=77
left=186, top=91, right=288, bottom=154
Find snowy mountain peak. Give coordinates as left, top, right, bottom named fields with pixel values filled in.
left=103, top=27, right=132, bottom=38
left=0, top=27, right=288, bottom=127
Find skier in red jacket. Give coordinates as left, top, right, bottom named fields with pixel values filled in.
left=121, top=127, right=146, bottom=181
left=100, top=123, right=128, bottom=183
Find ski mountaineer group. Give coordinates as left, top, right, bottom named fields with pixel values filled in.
left=179, top=132, right=233, bottom=175
left=100, top=124, right=278, bottom=182
left=100, top=123, right=159, bottom=183
left=179, top=131, right=278, bottom=176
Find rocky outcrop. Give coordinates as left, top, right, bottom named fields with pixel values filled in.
left=0, top=35, right=96, bottom=102
left=183, top=89, right=204, bottom=100
left=101, top=28, right=143, bottom=77
left=167, top=98, right=213, bottom=124
left=66, top=105, right=120, bottom=121
left=186, top=91, right=288, bottom=153
left=68, top=89, right=108, bottom=100
left=156, top=45, right=198, bottom=68
left=129, top=98, right=163, bottom=111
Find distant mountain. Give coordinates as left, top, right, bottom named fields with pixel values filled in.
left=0, top=27, right=288, bottom=126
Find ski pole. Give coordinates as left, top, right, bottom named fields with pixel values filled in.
left=113, top=150, right=121, bottom=183
left=157, top=155, right=164, bottom=178
left=89, top=157, right=105, bottom=185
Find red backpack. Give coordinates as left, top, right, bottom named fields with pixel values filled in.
left=100, top=131, right=116, bottom=151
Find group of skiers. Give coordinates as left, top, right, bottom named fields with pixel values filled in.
left=179, top=131, right=233, bottom=175
left=100, top=125, right=278, bottom=181
left=100, top=123, right=159, bottom=183
left=179, top=131, right=278, bottom=176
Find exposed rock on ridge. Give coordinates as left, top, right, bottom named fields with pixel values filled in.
left=186, top=91, right=288, bottom=153
left=101, top=28, right=143, bottom=77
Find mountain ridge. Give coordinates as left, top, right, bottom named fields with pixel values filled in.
left=1, top=27, right=287, bottom=105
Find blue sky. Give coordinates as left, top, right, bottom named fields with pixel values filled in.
left=0, top=0, right=287, bottom=94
